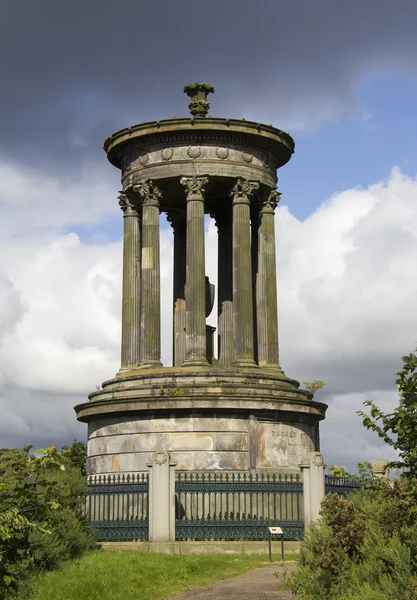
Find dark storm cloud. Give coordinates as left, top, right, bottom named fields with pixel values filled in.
left=1, top=0, right=417, bottom=170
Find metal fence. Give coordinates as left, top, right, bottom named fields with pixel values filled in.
left=87, top=474, right=149, bottom=541
left=325, top=475, right=362, bottom=495
left=175, top=472, right=304, bottom=541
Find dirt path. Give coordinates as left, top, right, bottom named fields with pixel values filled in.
left=169, top=562, right=297, bottom=600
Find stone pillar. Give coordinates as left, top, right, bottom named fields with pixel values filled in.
left=371, top=459, right=388, bottom=478
left=134, top=180, right=162, bottom=368
left=231, top=179, right=259, bottom=368
left=147, top=450, right=177, bottom=542
left=213, top=209, right=234, bottom=368
left=299, top=452, right=325, bottom=531
left=167, top=211, right=187, bottom=367
left=256, top=189, right=282, bottom=370
left=180, top=176, right=210, bottom=367
left=118, top=192, right=141, bottom=370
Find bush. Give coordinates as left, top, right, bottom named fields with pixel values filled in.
left=288, top=481, right=417, bottom=599
left=0, top=444, right=95, bottom=599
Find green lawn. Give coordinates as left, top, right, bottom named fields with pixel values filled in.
left=23, top=550, right=292, bottom=600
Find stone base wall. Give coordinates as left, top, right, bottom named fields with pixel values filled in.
left=87, top=413, right=317, bottom=475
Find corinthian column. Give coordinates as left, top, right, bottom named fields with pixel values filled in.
left=134, top=180, right=162, bottom=368
left=180, top=176, right=210, bottom=367
left=212, top=209, right=233, bottom=367
left=231, top=179, right=259, bottom=368
left=119, top=192, right=141, bottom=370
left=167, top=210, right=187, bottom=367
left=256, top=189, right=282, bottom=370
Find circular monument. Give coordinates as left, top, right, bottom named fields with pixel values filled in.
left=75, top=83, right=327, bottom=475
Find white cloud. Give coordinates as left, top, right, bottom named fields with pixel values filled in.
left=0, top=162, right=416, bottom=471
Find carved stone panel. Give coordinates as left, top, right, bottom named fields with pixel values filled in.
left=257, top=422, right=315, bottom=468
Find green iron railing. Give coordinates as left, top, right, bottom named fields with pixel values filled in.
left=325, top=475, right=362, bottom=495
left=175, top=472, right=304, bottom=541
left=87, top=473, right=149, bottom=541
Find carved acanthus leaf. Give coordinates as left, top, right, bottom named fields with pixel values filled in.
left=261, top=189, right=281, bottom=213
left=133, top=179, right=162, bottom=206
left=118, top=191, right=137, bottom=215
left=180, top=176, right=209, bottom=201
left=231, top=178, right=259, bottom=204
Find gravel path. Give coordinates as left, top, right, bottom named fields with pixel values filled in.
left=169, top=562, right=297, bottom=600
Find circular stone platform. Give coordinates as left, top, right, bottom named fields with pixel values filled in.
left=75, top=368, right=326, bottom=475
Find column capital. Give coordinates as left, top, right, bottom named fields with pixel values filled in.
left=180, top=176, right=209, bottom=202
left=210, top=209, right=232, bottom=230
left=259, top=188, right=281, bottom=214
left=231, top=179, right=259, bottom=205
left=166, top=209, right=186, bottom=231
left=133, top=179, right=162, bottom=207
left=118, top=191, right=138, bottom=216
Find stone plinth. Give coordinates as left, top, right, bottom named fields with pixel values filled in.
left=75, top=368, right=326, bottom=476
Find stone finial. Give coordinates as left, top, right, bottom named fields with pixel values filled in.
left=184, top=82, right=215, bottom=117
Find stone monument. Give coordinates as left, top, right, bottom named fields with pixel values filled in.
left=75, top=83, right=327, bottom=475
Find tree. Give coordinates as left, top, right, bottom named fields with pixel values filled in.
left=358, top=347, right=417, bottom=480
left=61, top=440, right=87, bottom=476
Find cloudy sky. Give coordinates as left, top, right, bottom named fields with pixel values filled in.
left=1, top=0, right=417, bottom=471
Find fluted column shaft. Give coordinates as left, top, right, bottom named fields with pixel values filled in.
left=119, top=192, right=141, bottom=369
left=214, top=209, right=234, bottom=367
left=134, top=180, right=162, bottom=368
left=256, top=189, right=281, bottom=369
left=181, top=176, right=209, bottom=367
left=231, top=179, right=259, bottom=367
left=168, top=211, right=187, bottom=367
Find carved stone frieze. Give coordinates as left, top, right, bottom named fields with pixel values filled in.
left=242, top=151, right=253, bottom=163
left=216, top=146, right=229, bottom=159
left=161, top=147, right=174, bottom=161
left=187, top=145, right=202, bottom=159
left=120, top=140, right=276, bottom=176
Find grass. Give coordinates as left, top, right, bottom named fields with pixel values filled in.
left=22, top=550, right=294, bottom=600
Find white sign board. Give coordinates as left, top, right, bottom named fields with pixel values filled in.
left=268, top=527, right=283, bottom=535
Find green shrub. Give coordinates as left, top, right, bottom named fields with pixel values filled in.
left=0, top=444, right=94, bottom=599
left=288, top=482, right=417, bottom=599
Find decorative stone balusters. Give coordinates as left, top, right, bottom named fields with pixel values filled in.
left=231, top=179, right=259, bottom=368
left=180, top=176, right=210, bottom=367
left=256, top=189, right=282, bottom=370
left=118, top=192, right=141, bottom=370
left=133, top=180, right=163, bottom=368
left=167, top=210, right=187, bottom=367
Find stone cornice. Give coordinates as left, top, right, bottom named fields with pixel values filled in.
left=104, top=117, right=294, bottom=169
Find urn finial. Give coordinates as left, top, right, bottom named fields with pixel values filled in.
left=184, top=82, right=215, bottom=117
